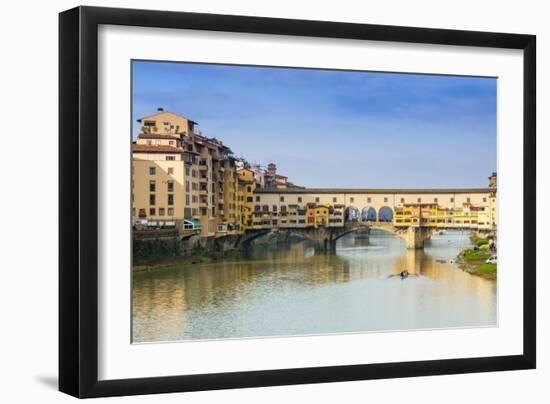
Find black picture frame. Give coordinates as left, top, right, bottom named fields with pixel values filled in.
left=59, top=6, right=536, bottom=398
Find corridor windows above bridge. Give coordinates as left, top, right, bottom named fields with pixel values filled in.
left=280, top=196, right=284, bottom=202
left=297, top=197, right=302, bottom=203
left=256, top=196, right=260, bottom=202
left=378, top=206, right=393, bottom=222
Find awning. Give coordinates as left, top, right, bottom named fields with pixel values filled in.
left=184, top=219, right=202, bottom=228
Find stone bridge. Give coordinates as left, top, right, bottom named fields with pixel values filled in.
left=225, top=222, right=435, bottom=251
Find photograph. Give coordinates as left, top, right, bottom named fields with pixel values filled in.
left=131, top=61, right=498, bottom=343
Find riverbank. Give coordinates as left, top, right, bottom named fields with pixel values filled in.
left=456, top=235, right=497, bottom=280
left=133, top=230, right=313, bottom=271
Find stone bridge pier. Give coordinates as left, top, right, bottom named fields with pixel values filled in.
left=404, top=226, right=433, bottom=249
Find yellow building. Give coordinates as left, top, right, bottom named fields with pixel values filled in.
left=314, top=205, right=330, bottom=227
left=236, top=168, right=257, bottom=231
left=393, top=202, right=488, bottom=229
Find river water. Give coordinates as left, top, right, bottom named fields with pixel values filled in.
left=132, top=230, right=496, bottom=343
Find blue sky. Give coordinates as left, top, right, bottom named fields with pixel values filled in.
left=132, top=61, right=496, bottom=188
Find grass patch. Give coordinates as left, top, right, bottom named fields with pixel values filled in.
left=462, top=249, right=492, bottom=261
left=478, top=263, right=497, bottom=273
left=471, top=235, right=489, bottom=246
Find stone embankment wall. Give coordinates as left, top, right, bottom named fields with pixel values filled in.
left=132, top=230, right=312, bottom=262
left=133, top=233, right=245, bottom=262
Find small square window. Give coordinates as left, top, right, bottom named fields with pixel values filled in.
left=159, top=208, right=165, bottom=216
left=149, top=167, right=156, bottom=175
left=167, top=208, right=174, bottom=216
left=168, top=167, right=174, bottom=175
left=149, top=208, right=155, bottom=216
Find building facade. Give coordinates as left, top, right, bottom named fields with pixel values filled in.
left=132, top=109, right=239, bottom=236
left=251, top=188, right=497, bottom=231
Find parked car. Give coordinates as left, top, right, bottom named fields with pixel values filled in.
left=486, top=255, right=497, bottom=264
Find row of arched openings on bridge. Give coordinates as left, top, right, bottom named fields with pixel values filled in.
left=345, top=206, right=394, bottom=223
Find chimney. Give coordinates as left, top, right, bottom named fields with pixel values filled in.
left=488, top=172, right=497, bottom=188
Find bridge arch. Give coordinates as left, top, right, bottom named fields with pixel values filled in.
left=378, top=206, right=394, bottom=222
left=361, top=206, right=377, bottom=222
left=345, top=206, right=359, bottom=223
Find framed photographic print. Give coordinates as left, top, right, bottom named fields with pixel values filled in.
left=59, top=6, right=536, bottom=398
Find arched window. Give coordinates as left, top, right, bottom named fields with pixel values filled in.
left=361, top=206, right=377, bottom=221
left=345, top=206, right=359, bottom=222
left=378, top=206, right=393, bottom=222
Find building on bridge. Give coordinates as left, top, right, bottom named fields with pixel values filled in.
left=250, top=187, right=497, bottom=232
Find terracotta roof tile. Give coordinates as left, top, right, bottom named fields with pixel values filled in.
left=132, top=144, right=184, bottom=153
left=138, top=133, right=180, bottom=140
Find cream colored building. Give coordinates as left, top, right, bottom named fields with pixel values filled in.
left=132, top=109, right=239, bottom=236
left=132, top=140, right=186, bottom=226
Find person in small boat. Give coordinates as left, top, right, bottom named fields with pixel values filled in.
left=388, top=270, right=418, bottom=278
